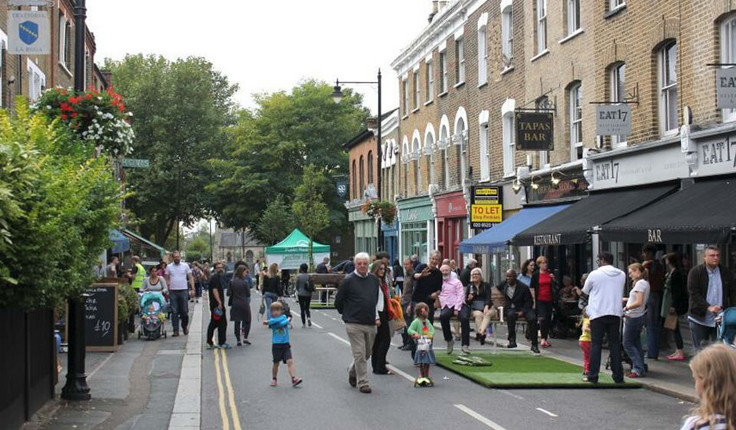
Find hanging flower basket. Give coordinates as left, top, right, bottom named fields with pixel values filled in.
left=32, top=86, right=135, bottom=157
left=361, top=200, right=397, bottom=225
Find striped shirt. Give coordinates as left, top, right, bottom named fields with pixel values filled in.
left=680, top=414, right=728, bottom=430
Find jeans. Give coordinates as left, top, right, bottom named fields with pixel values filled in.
left=264, top=292, right=278, bottom=320
left=505, top=307, right=538, bottom=345
left=689, top=320, right=717, bottom=352
left=536, top=300, right=553, bottom=340
left=440, top=305, right=471, bottom=346
left=623, top=314, right=646, bottom=375
left=371, top=310, right=390, bottom=372
left=207, top=309, right=227, bottom=346
left=298, top=295, right=311, bottom=325
left=589, top=315, right=623, bottom=382
left=346, top=323, right=377, bottom=388
left=672, top=319, right=684, bottom=350
left=646, top=291, right=662, bottom=358
left=195, top=282, right=203, bottom=298
left=169, top=290, right=189, bottom=333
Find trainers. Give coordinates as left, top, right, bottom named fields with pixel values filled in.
left=270, top=379, right=277, bottom=387
left=531, top=345, right=541, bottom=354
left=626, top=371, right=641, bottom=378
left=172, top=332, right=180, bottom=337
left=582, top=376, right=589, bottom=382
left=541, top=340, right=551, bottom=348
left=291, top=377, right=303, bottom=387
left=308, top=319, right=312, bottom=327
left=237, top=342, right=242, bottom=347
left=668, top=353, right=685, bottom=361
left=206, top=343, right=215, bottom=350
left=507, top=341, right=517, bottom=348
left=461, top=346, right=471, bottom=355
left=348, top=370, right=357, bottom=388
left=183, top=326, right=189, bottom=336
left=219, top=343, right=232, bottom=350
left=359, top=385, right=372, bottom=393
left=447, top=339, right=455, bottom=355
left=243, top=339, right=251, bottom=345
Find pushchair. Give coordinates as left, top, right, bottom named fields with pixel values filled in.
left=717, top=307, right=736, bottom=346
left=138, top=291, right=167, bottom=340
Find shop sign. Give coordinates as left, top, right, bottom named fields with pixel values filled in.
left=695, top=134, right=736, bottom=177
left=8, top=10, right=49, bottom=55
left=533, top=234, right=562, bottom=246
left=436, top=192, right=468, bottom=218
left=398, top=204, right=434, bottom=223
left=515, top=112, right=554, bottom=151
left=590, top=143, right=688, bottom=190
left=716, top=68, right=736, bottom=109
left=470, top=185, right=502, bottom=228
left=596, top=105, right=631, bottom=136
left=527, top=177, right=588, bottom=203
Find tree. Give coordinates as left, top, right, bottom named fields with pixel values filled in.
left=105, top=54, right=238, bottom=244
left=208, top=80, right=368, bottom=238
left=293, top=165, right=330, bottom=271
left=255, top=195, right=295, bottom=245
left=184, top=236, right=209, bottom=263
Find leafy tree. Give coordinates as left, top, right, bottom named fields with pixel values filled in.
left=293, top=165, right=330, bottom=271
left=255, top=195, right=295, bottom=245
left=184, top=236, right=209, bottom=263
left=105, top=54, right=238, bottom=245
left=0, top=102, right=122, bottom=309
left=208, top=80, right=368, bottom=237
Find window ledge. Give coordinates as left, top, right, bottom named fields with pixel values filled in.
left=478, top=81, right=488, bottom=89
left=439, top=91, right=449, bottom=98
left=454, top=81, right=466, bottom=89
left=501, top=65, right=515, bottom=76
left=559, top=29, right=584, bottom=45
left=530, top=50, right=550, bottom=63
left=402, top=114, right=409, bottom=120
left=604, top=4, right=627, bottom=19
left=411, top=107, right=420, bottom=114
left=424, top=99, right=434, bottom=107
left=58, top=62, right=73, bottom=78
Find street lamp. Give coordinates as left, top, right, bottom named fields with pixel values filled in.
left=332, top=69, right=383, bottom=252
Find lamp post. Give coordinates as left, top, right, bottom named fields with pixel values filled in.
left=62, top=0, right=91, bottom=401
left=331, top=69, right=383, bottom=251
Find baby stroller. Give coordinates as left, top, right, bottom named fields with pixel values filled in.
left=717, top=307, right=736, bottom=346
left=138, top=291, right=167, bottom=340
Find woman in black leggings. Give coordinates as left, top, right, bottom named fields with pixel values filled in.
left=295, top=263, right=314, bottom=327
left=228, top=265, right=252, bottom=346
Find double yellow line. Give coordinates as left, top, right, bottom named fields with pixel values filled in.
left=214, top=348, right=242, bottom=430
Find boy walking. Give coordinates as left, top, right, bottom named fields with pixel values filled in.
left=266, top=301, right=302, bottom=387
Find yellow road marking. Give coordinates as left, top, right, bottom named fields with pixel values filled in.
left=220, top=349, right=243, bottom=430
left=214, top=348, right=230, bottom=430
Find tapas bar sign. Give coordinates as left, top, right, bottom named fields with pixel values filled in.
left=515, top=112, right=554, bottom=151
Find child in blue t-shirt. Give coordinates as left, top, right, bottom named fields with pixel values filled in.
left=266, top=301, right=302, bottom=387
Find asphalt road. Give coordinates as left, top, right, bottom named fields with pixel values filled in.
left=200, top=295, right=693, bottom=430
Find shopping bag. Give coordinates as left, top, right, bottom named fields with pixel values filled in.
left=664, top=312, right=679, bottom=330
left=393, top=315, right=407, bottom=332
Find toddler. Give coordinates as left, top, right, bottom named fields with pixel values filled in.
left=578, top=308, right=591, bottom=381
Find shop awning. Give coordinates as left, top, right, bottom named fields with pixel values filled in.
left=599, top=178, right=736, bottom=244
left=459, top=204, right=571, bottom=254
left=513, top=184, right=676, bottom=246
left=122, top=229, right=166, bottom=257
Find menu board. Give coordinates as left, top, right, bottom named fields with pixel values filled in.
left=84, top=283, right=119, bottom=352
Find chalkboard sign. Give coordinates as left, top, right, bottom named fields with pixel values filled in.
left=84, top=283, right=119, bottom=352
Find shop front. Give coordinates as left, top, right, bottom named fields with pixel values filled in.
left=397, top=196, right=434, bottom=263
left=434, top=191, right=468, bottom=266
left=349, top=207, right=378, bottom=256
left=381, top=221, right=399, bottom=264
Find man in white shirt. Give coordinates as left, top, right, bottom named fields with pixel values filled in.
left=165, top=251, right=195, bottom=336
left=582, top=251, right=626, bottom=384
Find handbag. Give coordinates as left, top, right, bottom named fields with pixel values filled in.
left=664, top=312, right=679, bottom=331
left=212, top=307, right=224, bottom=321
left=393, top=315, right=407, bottom=332
left=417, top=336, right=431, bottom=351
left=258, top=297, right=266, bottom=316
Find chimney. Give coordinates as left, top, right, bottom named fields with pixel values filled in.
left=428, top=0, right=438, bottom=23
left=439, top=0, right=450, bottom=11
left=366, top=117, right=378, bottom=131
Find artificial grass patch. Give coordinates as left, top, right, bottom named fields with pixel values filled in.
left=435, top=351, right=641, bottom=388
left=309, top=302, right=335, bottom=309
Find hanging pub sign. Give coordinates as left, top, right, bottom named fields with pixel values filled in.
left=515, top=111, right=554, bottom=150
left=716, top=68, right=736, bottom=109
left=470, top=185, right=503, bottom=229
left=8, top=10, right=50, bottom=55
left=596, top=105, right=632, bottom=136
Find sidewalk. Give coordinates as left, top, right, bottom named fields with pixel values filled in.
left=24, top=302, right=202, bottom=430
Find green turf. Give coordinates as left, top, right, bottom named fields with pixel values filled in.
left=434, top=351, right=642, bottom=388
left=309, top=302, right=335, bottom=309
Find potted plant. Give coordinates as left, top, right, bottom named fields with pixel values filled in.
left=361, top=200, right=397, bottom=226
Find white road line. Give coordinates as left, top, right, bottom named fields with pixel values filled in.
left=536, top=408, right=558, bottom=418
left=387, top=365, right=415, bottom=382
left=87, top=353, right=114, bottom=380
left=495, top=389, right=524, bottom=400
left=454, top=404, right=508, bottom=430
left=327, top=332, right=351, bottom=346
left=311, top=321, right=324, bottom=329
left=289, top=310, right=324, bottom=329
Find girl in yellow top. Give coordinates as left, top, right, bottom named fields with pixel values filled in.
left=408, top=302, right=435, bottom=387
left=579, top=308, right=592, bottom=381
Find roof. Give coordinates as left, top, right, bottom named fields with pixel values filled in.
left=342, top=129, right=375, bottom=151
left=218, top=230, right=264, bottom=248
left=265, top=229, right=329, bottom=254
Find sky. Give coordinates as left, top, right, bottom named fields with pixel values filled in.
left=86, top=0, right=434, bottom=115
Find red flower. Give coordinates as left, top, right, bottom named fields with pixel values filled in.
left=85, top=93, right=93, bottom=100
left=60, top=102, right=72, bottom=112
left=61, top=114, right=68, bottom=120
left=70, top=112, right=78, bottom=118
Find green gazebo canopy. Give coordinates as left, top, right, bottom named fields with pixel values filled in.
left=265, top=229, right=329, bottom=254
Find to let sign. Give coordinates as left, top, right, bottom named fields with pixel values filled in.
left=716, top=68, right=736, bottom=109
left=470, top=185, right=502, bottom=228
left=596, top=105, right=631, bottom=136
left=471, top=204, right=502, bottom=225
left=515, top=112, right=554, bottom=151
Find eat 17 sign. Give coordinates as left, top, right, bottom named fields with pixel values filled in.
left=595, top=105, right=631, bottom=137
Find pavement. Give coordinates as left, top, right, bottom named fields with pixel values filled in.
left=25, top=294, right=698, bottom=430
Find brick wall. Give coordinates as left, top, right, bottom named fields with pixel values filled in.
left=347, top=134, right=378, bottom=201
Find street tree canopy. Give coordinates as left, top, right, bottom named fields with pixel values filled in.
left=293, top=165, right=330, bottom=270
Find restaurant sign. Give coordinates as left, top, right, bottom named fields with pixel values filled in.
left=595, top=105, right=631, bottom=136
left=515, top=112, right=554, bottom=151
left=716, top=68, right=736, bottom=109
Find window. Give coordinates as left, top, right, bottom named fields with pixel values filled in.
left=610, top=63, right=627, bottom=147
left=478, top=25, right=488, bottom=85
left=439, top=51, right=448, bottom=93
left=568, top=83, right=583, bottom=161
left=610, top=0, right=625, bottom=11
left=502, top=4, right=514, bottom=67
left=368, top=151, right=373, bottom=185
left=426, top=61, right=434, bottom=102
left=413, top=138, right=421, bottom=193
left=440, top=125, right=449, bottom=189
left=59, top=14, right=71, bottom=71
left=479, top=123, right=490, bottom=181
left=413, top=70, right=420, bottom=109
left=567, top=0, right=580, bottom=35
left=455, top=38, right=465, bottom=84
left=658, top=42, right=678, bottom=134
left=359, top=155, right=365, bottom=197
left=402, top=79, right=409, bottom=116
left=454, top=118, right=465, bottom=186
left=536, top=0, right=547, bottom=53
left=721, top=17, right=736, bottom=122
left=352, top=160, right=357, bottom=199
left=27, top=60, right=46, bottom=102
left=503, top=112, right=515, bottom=177
left=425, top=133, right=435, bottom=186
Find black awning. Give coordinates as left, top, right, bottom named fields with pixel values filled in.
left=599, top=178, right=736, bottom=244
left=513, top=184, right=677, bottom=246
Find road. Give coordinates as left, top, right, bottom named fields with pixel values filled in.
left=199, top=294, right=693, bottom=430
